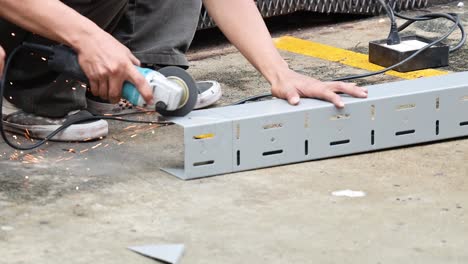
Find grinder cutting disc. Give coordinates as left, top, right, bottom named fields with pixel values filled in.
left=157, top=66, right=198, bottom=117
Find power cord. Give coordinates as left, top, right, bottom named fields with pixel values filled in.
left=376, top=0, right=401, bottom=45
left=0, top=44, right=172, bottom=151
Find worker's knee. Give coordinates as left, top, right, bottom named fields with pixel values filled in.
left=64, top=0, right=127, bottom=31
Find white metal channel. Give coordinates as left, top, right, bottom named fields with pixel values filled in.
left=162, top=72, right=468, bottom=180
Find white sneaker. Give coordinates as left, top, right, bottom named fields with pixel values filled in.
left=2, top=99, right=108, bottom=141
left=194, top=81, right=222, bottom=109
left=86, top=81, right=222, bottom=116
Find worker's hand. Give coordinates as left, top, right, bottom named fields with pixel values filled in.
left=270, top=68, right=368, bottom=108
left=0, top=45, right=5, bottom=79
left=75, top=32, right=153, bottom=104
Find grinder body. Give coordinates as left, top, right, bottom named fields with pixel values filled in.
left=122, top=67, right=189, bottom=112
left=47, top=45, right=197, bottom=116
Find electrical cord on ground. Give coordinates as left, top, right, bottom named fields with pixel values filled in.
left=0, top=45, right=173, bottom=151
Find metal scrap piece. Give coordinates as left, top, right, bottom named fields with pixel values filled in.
left=128, top=244, right=185, bottom=264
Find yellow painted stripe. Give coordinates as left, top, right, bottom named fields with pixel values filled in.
left=274, top=36, right=448, bottom=79
left=193, top=133, right=215, bottom=140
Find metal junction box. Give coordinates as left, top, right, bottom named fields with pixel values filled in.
left=163, top=72, right=468, bottom=180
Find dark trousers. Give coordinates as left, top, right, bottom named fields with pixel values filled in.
left=0, top=0, right=202, bottom=117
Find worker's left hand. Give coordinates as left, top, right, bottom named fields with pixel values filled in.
left=270, top=68, right=368, bottom=108
left=0, top=46, right=5, bottom=78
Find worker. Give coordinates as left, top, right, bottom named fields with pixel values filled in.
left=0, top=0, right=367, bottom=142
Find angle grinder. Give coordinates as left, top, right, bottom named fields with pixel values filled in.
left=31, top=44, right=198, bottom=117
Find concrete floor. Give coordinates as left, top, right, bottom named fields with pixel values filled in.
left=1, top=3, right=468, bottom=264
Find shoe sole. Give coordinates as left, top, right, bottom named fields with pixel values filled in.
left=2, top=119, right=109, bottom=142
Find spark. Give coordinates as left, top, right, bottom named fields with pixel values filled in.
left=11, top=32, right=15, bottom=37
left=80, top=149, right=89, bottom=153
left=23, top=154, right=39, bottom=163
left=81, top=84, right=87, bottom=88
left=130, top=134, right=137, bottom=138
left=41, top=57, right=47, bottom=62
left=91, top=143, right=102, bottom=149
left=112, top=136, right=122, bottom=142
left=63, top=148, right=76, bottom=153
left=9, top=152, right=19, bottom=160
left=71, top=87, right=76, bottom=91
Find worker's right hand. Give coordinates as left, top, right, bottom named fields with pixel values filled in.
left=0, top=45, right=5, bottom=78
left=74, top=31, right=153, bottom=104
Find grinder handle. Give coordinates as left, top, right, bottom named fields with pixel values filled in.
left=46, top=45, right=146, bottom=106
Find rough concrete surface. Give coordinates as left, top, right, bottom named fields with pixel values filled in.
left=1, top=3, right=468, bottom=264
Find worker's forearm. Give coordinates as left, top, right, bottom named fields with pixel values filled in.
left=202, top=0, right=289, bottom=85
left=0, top=0, right=105, bottom=52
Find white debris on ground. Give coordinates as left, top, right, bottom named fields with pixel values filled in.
left=457, top=2, right=464, bottom=8
left=1, top=225, right=14, bottom=231
left=331, top=190, right=366, bottom=198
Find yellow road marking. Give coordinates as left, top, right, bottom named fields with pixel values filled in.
left=274, top=36, right=448, bottom=79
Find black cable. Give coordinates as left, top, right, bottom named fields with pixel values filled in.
left=376, top=0, right=401, bottom=45
left=0, top=45, right=172, bottom=151
left=232, top=93, right=273, bottom=105
left=395, top=12, right=466, bottom=52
